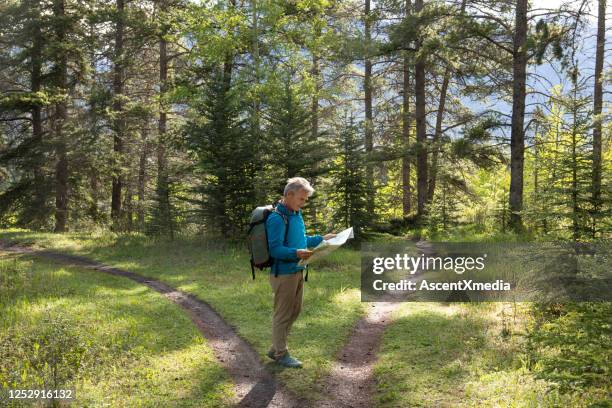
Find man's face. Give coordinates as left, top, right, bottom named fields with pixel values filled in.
left=285, top=189, right=309, bottom=212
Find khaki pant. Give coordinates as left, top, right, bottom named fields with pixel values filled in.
left=269, top=271, right=304, bottom=359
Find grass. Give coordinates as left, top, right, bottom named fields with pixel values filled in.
left=0, top=228, right=367, bottom=403
left=2, top=228, right=608, bottom=407
left=0, top=252, right=233, bottom=408
left=373, top=302, right=610, bottom=407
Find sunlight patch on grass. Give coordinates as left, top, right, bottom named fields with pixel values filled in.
left=0, top=230, right=368, bottom=403
left=0, top=254, right=234, bottom=407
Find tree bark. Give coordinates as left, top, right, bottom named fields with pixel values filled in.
left=53, top=0, right=68, bottom=233
left=428, top=67, right=449, bottom=202
left=31, top=1, right=46, bottom=225
left=138, top=127, right=148, bottom=229
left=310, top=50, right=320, bottom=227
left=364, top=0, right=375, bottom=216
left=402, top=0, right=412, bottom=216
left=414, top=0, right=428, bottom=219
left=591, top=0, right=605, bottom=234
left=31, top=7, right=42, bottom=146
left=509, top=0, right=528, bottom=232
left=111, top=0, right=125, bottom=226
left=157, top=0, right=172, bottom=238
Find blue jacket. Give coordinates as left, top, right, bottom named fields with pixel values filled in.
left=266, top=202, right=323, bottom=275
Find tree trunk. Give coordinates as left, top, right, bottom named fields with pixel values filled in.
left=124, top=183, right=133, bottom=232
left=31, top=9, right=42, bottom=146
left=53, top=0, right=68, bottom=233
left=138, top=127, right=148, bottom=230
left=157, top=0, right=172, bottom=238
left=509, top=0, right=528, bottom=232
left=591, top=0, right=605, bottom=235
left=364, top=0, right=374, bottom=216
left=414, top=0, right=428, bottom=219
left=428, top=67, right=450, bottom=202
left=402, top=0, right=412, bottom=216
left=111, top=0, right=125, bottom=226
left=310, top=50, right=320, bottom=228
left=31, top=2, right=46, bottom=225
left=533, top=121, right=539, bottom=231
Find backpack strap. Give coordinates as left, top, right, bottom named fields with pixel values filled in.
left=272, top=208, right=289, bottom=277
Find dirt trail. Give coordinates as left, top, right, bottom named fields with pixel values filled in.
left=318, top=240, right=434, bottom=408
left=2, top=239, right=436, bottom=408
left=0, top=243, right=306, bottom=408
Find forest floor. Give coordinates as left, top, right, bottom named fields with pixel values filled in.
left=0, top=229, right=608, bottom=407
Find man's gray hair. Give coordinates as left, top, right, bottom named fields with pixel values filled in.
left=283, top=177, right=314, bottom=197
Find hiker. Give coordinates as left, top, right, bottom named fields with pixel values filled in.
left=266, top=177, right=336, bottom=368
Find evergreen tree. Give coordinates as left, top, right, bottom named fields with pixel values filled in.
left=185, top=73, right=258, bottom=237
left=265, top=74, right=330, bottom=197
left=531, top=79, right=595, bottom=240
left=329, top=117, right=370, bottom=238
left=0, top=0, right=53, bottom=228
left=425, top=173, right=463, bottom=234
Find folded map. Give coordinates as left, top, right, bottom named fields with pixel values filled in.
left=298, top=227, right=354, bottom=266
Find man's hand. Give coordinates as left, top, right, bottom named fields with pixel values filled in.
left=323, top=233, right=337, bottom=241
left=296, top=249, right=313, bottom=260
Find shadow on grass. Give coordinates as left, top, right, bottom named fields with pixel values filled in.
left=1, top=230, right=367, bottom=403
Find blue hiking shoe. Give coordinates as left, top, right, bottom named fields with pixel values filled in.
left=276, top=353, right=302, bottom=368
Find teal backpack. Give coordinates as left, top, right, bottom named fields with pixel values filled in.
left=247, top=203, right=288, bottom=279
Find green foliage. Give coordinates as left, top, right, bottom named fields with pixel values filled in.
left=265, top=73, right=331, bottom=197
left=328, top=118, right=371, bottom=238
left=524, top=83, right=595, bottom=239
left=185, top=73, right=259, bottom=237
left=424, top=175, right=461, bottom=234
left=0, top=312, right=88, bottom=394
left=527, top=302, right=611, bottom=395
left=451, top=115, right=505, bottom=169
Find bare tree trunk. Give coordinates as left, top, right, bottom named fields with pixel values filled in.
left=138, top=127, right=148, bottom=230
left=364, top=0, right=375, bottom=216
left=533, top=121, right=539, bottom=231
left=414, top=0, right=428, bottom=219
left=31, top=2, right=46, bottom=225
left=428, top=67, right=449, bottom=202
left=124, top=183, right=133, bottom=232
left=509, top=0, right=528, bottom=232
left=310, top=50, right=320, bottom=228
left=31, top=10, right=42, bottom=147
left=53, top=0, right=68, bottom=233
left=402, top=0, right=412, bottom=216
left=89, top=170, right=101, bottom=222
left=591, top=0, right=605, bottom=235
left=111, top=0, right=125, bottom=227
left=156, top=0, right=173, bottom=238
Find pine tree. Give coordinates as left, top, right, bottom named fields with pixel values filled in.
left=0, top=0, right=54, bottom=228
left=329, top=117, right=370, bottom=238
left=265, top=75, right=330, bottom=197
left=185, top=73, right=258, bottom=237
left=425, top=174, right=461, bottom=234
left=532, top=79, right=594, bottom=240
